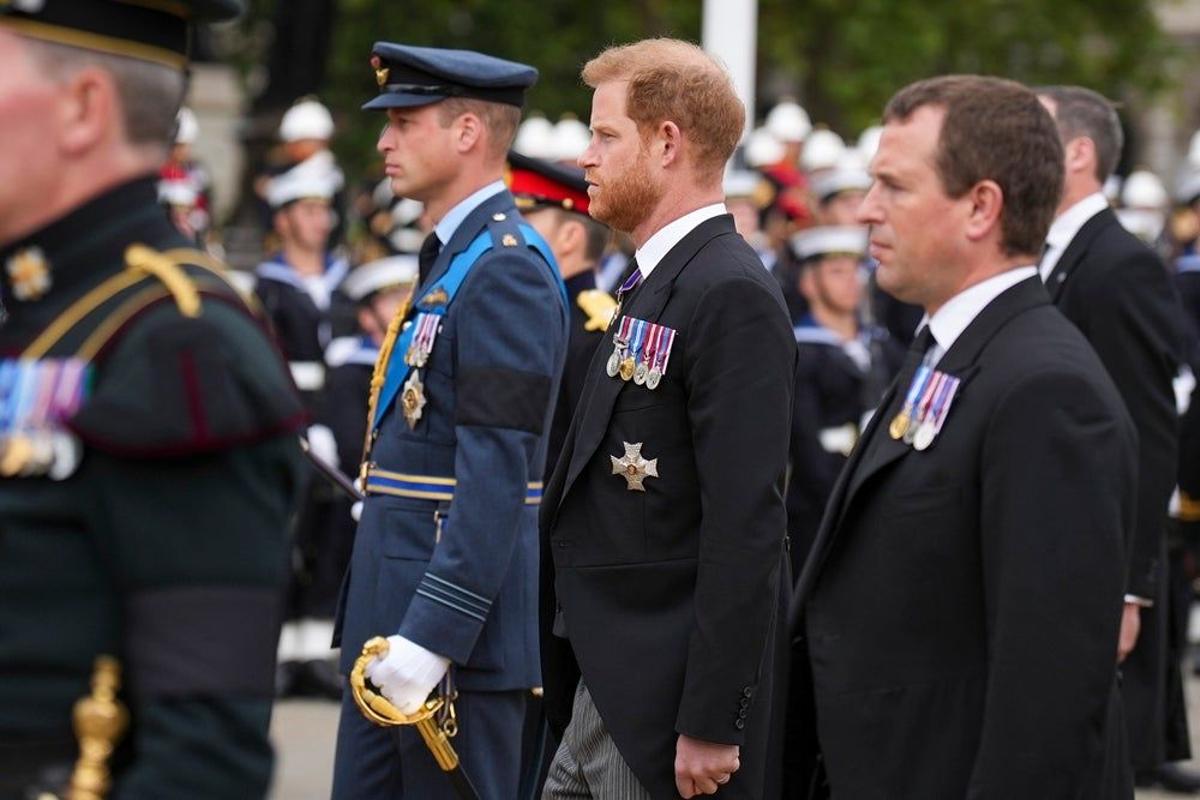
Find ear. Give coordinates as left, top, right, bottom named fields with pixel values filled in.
left=557, top=217, right=586, bottom=259
left=453, top=111, right=483, bottom=155
left=57, top=67, right=116, bottom=157
left=1063, top=136, right=1095, bottom=178
left=657, top=120, right=682, bottom=168
left=797, top=265, right=816, bottom=299
left=963, top=179, right=1004, bottom=243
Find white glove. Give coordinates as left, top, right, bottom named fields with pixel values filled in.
left=306, top=424, right=339, bottom=470
left=350, top=501, right=363, bottom=522
left=364, top=634, right=450, bottom=714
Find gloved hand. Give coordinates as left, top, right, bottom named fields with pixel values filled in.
left=364, top=634, right=450, bottom=714
left=306, top=424, right=339, bottom=470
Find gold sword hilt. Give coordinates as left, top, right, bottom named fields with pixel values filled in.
left=67, top=655, right=129, bottom=800
left=349, top=637, right=461, bottom=772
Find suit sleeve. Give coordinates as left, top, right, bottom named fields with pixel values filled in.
left=967, top=368, right=1134, bottom=797
left=1084, top=252, right=1181, bottom=599
left=674, top=272, right=795, bottom=745
left=398, top=251, right=567, bottom=664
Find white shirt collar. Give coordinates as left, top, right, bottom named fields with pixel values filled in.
left=1039, top=192, right=1109, bottom=280
left=434, top=180, right=507, bottom=246
left=923, top=266, right=1038, bottom=363
left=633, top=203, right=727, bottom=278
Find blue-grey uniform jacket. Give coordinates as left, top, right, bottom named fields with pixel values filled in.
left=334, top=189, right=568, bottom=692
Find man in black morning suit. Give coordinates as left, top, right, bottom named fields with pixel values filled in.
left=788, top=76, right=1137, bottom=800
left=540, top=39, right=794, bottom=800
left=1036, top=86, right=1191, bottom=793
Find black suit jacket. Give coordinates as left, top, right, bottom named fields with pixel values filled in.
left=540, top=215, right=795, bottom=800
left=1047, top=207, right=1181, bottom=600
left=790, top=277, right=1136, bottom=799
left=1048, top=208, right=1185, bottom=767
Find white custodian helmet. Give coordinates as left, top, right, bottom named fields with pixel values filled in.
left=765, top=99, right=812, bottom=144
left=744, top=127, right=785, bottom=168
left=279, top=98, right=335, bottom=143
left=856, top=125, right=883, bottom=164
left=514, top=115, right=557, bottom=159
left=552, top=115, right=591, bottom=162
left=801, top=128, right=847, bottom=173
left=175, top=107, right=198, bottom=145
left=1121, top=170, right=1168, bottom=210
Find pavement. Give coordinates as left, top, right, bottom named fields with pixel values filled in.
left=268, top=682, right=1200, bottom=799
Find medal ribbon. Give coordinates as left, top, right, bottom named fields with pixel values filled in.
left=914, top=371, right=945, bottom=429
left=930, top=375, right=961, bottom=435
left=658, top=327, right=678, bottom=376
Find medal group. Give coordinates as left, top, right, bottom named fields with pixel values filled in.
left=0, top=358, right=91, bottom=478
left=605, top=315, right=677, bottom=390
left=889, top=365, right=961, bottom=451
left=400, top=311, right=442, bottom=430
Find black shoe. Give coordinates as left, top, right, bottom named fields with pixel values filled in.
left=1136, top=763, right=1200, bottom=794
left=293, top=659, right=344, bottom=701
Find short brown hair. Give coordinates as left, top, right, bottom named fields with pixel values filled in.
left=582, top=38, right=744, bottom=180
left=1035, top=85, right=1124, bottom=184
left=884, top=75, right=1064, bottom=259
left=437, top=97, right=521, bottom=161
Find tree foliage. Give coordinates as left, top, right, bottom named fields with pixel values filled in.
left=229, top=0, right=1180, bottom=179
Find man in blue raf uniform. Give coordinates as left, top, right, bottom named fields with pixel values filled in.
left=0, top=2, right=306, bottom=798
left=331, top=44, right=569, bottom=799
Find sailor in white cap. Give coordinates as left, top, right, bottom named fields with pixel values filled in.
left=811, top=154, right=872, bottom=226
left=787, top=225, right=904, bottom=571
left=258, top=153, right=357, bottom=700
left=724, top=168, right=777, bottom=270
left=158, top=105, right=213, bottom=241
left=1117, top=169, right=1169, bottom=245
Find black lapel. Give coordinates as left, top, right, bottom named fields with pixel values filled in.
left=792, top=276, right=1051, bottom=615
left=421, top=189, right=517, bottom=291
left=555, top=215, right=738, bottom=509
left=1046, top=207, right=1114, bottom=302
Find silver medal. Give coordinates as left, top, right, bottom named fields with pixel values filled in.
left=634, top=361, right=649, bottom=385
left=912, top=421, right=936, bottom=451
left=606, top=346, right=622, bottom=378
left=646, top=367, right=662, bottom=390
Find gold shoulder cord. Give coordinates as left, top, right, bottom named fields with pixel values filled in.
left=66, top=655, right=129, bottom=800
left=359, top=297, right=411, bottom=476
left=160, top=247, right=265, bottom=316
left=21, top=245, right=203, bottom=360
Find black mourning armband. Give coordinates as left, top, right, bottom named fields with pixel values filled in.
left=455, top=367, right=552, bottom=433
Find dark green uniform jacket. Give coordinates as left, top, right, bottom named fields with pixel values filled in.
left=0, top=176, right=305, bottom=799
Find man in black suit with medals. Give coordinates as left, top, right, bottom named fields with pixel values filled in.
left=1035, top=85, right=1192, bottom=794
left=540, top=38, right=795, bottom=800
left=789, top=76, right=1137, bottom=800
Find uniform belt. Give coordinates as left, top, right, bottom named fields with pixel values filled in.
left=364, top=466, right=543, bottom=505
left=289, top=361, right=326, bottom=391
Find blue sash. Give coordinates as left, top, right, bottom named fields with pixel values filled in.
left=373, top=223, right=565, bottom=429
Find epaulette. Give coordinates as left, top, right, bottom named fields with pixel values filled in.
left=8, top=245, right=304, bottom=473
left=485, top=210, right=527, bottom=251
left=577, top=289, right=617, bottom=332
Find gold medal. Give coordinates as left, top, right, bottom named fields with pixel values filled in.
left=0, top=435, right=33, bottom=477
left=888, top=411, right=910, bottom=441
left=618, top=357, right=636, bottom=382
left=401, top=371, right=427, bottom=430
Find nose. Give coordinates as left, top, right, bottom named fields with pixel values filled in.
left=856, top=182, right=882, bottom=226
left=578, top=137, right=598, bottom=170
left=377, top=122, right=393, bottom=155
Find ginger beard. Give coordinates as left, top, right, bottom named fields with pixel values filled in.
left=587, top=141, right=664, bottom=234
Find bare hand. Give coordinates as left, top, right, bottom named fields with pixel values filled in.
left=1117, top=601, right=1141, bottom=663
left=675, top=734, right=739, bottom=797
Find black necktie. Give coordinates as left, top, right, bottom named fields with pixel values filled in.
left=418, top=232, right=441, bottom=287
left=877, top=324, right=936, bottom=432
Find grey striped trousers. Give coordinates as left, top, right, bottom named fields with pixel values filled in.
left=542, top=681, right=654, bottom=799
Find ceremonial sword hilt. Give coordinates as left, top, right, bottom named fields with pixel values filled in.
left=349, top=637, right=461, bottom=772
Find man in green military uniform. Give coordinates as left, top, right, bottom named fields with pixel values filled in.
left=0, top=2, right=306, bottom=798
